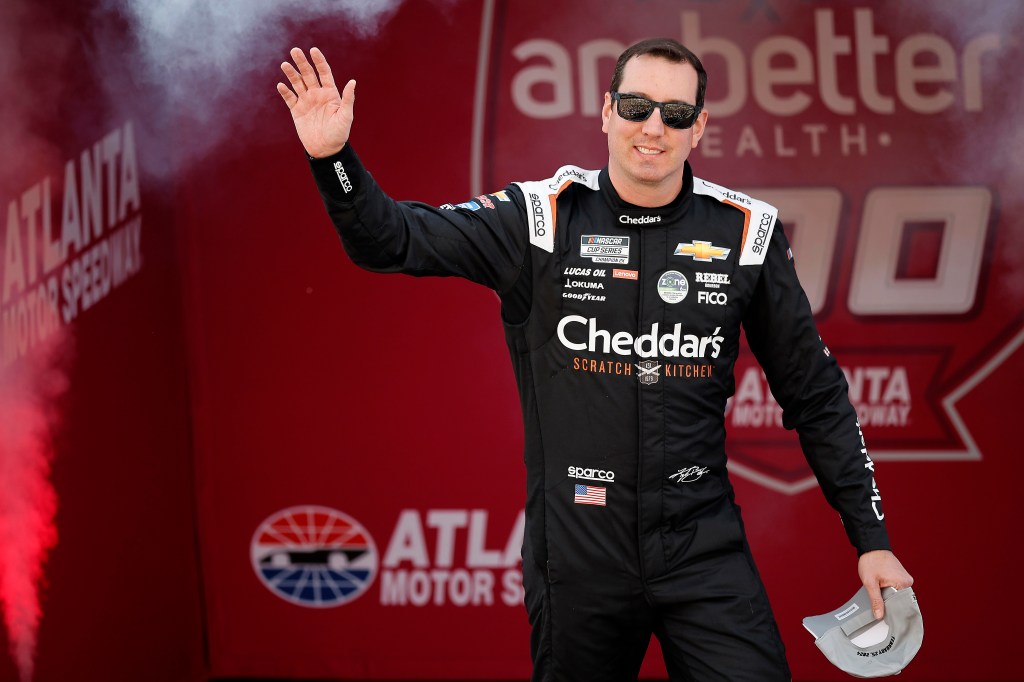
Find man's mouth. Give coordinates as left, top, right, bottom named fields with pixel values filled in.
left=636, top=146, right=663, bottom=156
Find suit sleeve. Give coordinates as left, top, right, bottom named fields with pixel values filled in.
left=742, top=221, right=891, bottom=555
left=308, top=145, right=528, bottom=294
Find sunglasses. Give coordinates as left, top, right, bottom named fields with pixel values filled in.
left=611, top=92, right=702, bottom=130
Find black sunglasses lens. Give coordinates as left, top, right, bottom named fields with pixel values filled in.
left=617, top=94, right=698, bottom=129
left=616, top=96, right=655, bottom=122
left=661, top=104, right=697, bottom=129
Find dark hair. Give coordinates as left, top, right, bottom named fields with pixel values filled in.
left=609, top=38, right=707, bottom=109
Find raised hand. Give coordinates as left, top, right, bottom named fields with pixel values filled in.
left=277, top=47, right=355, bottom=159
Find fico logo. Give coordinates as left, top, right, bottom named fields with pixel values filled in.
left=251, top=506, right=378, bottom=608
left=698, top=291, right=728, bottom=305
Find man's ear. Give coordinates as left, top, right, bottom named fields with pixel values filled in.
left=690, top=109, right=710, bottom=149
left=601, top=92, right=612, bottom=134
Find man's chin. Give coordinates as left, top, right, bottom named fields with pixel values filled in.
left=629, top=167, right=671, bottom=186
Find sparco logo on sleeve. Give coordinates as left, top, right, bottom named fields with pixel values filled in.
left=333, top=161, right=353, bottom=193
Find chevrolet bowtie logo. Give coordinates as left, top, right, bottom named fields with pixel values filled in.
left=673, top=240, right=731, bottom=262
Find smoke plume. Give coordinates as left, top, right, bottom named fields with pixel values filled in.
left=2, top=1, right=405, bottom=678
left=0, top=334, right=70, bottom=682
left=94, top=0, right=405, bottom=173
left=0, top=3, right=76, bottom=679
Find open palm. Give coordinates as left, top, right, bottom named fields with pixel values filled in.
left=277, top=47, right=355, bottom=159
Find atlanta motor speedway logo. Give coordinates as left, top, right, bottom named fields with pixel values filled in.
left=252, top=507, right=525, bottom=608
left=251, top=506, right=378, bottom=608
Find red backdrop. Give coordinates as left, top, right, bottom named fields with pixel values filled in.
left=1, top=0, right=1022, bottom=680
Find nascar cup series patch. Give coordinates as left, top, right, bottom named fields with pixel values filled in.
left=580, top=235, right=630, bottom=264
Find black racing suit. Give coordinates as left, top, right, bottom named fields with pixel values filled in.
left=309, top=146, right=891, bottom=682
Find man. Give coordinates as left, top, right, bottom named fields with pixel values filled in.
left=278, top=38, right=913, bottom=681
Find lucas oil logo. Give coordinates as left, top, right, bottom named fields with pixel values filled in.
left=251, top=506, right=378, bottom=608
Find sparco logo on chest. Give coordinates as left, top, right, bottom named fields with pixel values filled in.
left=568, top=466, right=616, bottom=483
left=557, top=315, right=724, bottom=359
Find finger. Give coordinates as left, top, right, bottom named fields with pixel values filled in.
left=882, top=574, right=913, bottom=591
left=341, top=78, right=356, bottom=112
left=291, top=46, right=320, bottom=91
left=865, top=580, right=885, bottom=620
left=281, top=61, right=306, bottom=95
left=310, top=47, right=336, bottom=90
left=276, top=82, right=298, bottom=109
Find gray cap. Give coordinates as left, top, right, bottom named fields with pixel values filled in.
left=803, top=586, right=923, bottom=678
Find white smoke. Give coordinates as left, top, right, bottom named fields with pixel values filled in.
left=93, top=0, right=405, bottom=172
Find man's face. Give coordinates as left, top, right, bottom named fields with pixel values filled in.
left=601, top=55, right=708, bottom=202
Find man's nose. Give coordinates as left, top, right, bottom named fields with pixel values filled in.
left=641, top=106, right=666, bottom=135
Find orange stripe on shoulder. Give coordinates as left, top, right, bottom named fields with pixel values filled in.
left=547, top=179, right=575, bottom=239
left=725, top=200, right=752, bottom=251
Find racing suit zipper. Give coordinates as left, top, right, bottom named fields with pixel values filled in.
left=635, top=228, right=648, bottom=589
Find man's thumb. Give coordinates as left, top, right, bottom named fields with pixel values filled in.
left=342, top=79, right=357, bottom=108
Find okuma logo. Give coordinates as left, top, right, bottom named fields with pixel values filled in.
left=251, top=506, right=378, bottom=608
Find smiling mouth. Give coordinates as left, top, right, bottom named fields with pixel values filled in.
left=636, top=146, right=663, bottom=155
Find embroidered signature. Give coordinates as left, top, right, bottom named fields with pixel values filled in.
left=669, top=466, right=710, bottom=484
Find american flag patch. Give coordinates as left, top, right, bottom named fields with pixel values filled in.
left=574, top=484, right=606, bottom=506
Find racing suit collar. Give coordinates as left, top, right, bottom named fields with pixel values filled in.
left=598, top=161, right=694, bottom=226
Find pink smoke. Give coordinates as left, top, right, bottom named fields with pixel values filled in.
left=0, top=329, right=71, bottom=682
left=0, top=0, right=75, bottom=677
